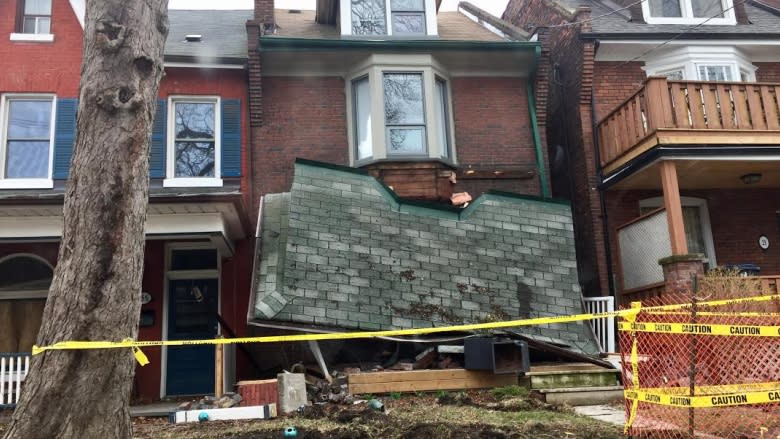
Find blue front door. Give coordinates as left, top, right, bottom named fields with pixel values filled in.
left=166, top=278, right=218, bottom=396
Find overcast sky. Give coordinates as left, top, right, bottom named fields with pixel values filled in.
left=168, top=0, right=509, bottom=17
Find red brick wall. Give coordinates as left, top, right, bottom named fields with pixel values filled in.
left=592, top=61, right=646, bottom=121
left=606, top=188, right=780, bottom=291
left=451, top=77, right=541, bottom=196
left=755, top=62, right=780, bottom=83
left=251, top=76, right=350, bottom=199
left=0, top=0, right=83, bottom=96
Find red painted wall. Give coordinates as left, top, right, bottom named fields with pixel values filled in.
left=0, top=0, right=83, bottom=96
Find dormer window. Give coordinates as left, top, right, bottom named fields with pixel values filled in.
left=643, top=0, right=735, bottom=24
left=343, top=0, right=438, bottom=37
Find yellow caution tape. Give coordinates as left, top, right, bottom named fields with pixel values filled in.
left=646, top=311, right=780, bottom=317
left=618, top=322, right=780, bottom=337
left=625, top=302, right=641, bottom=434
left=640, top=381, right=780, bottom=396
left=30, top=293, right=780, bottom=367
left=624, top=387, right=780, bottom=408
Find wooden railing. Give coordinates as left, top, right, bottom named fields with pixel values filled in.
left=598, top=77, right=780, bottom=171
left=1, top=353, right=30, bottom=407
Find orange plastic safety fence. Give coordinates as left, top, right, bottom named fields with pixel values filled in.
left=619, top=289, right=780, bottom=439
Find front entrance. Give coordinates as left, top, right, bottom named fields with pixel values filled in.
left=164, top=247, right=219, bottom=396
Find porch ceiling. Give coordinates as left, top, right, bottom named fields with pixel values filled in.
left=608, top=158, right=780, bottom=190
left=0, top=202, right=246, bottom=245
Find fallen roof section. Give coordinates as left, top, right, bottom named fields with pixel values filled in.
left=249, top=159, right=599, bottom=355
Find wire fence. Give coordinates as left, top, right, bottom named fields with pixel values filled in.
left=620, top=273, right=780, bottom=438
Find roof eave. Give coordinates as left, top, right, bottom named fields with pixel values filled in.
left=581, top=32, right=780, bottom=40
left=258, top=36, right=540, bottom=52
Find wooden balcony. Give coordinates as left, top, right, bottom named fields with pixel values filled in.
left=597, top=77, right=780, bottom=175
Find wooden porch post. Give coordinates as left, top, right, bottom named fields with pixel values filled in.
left=660, top=161, right=688, bottom=255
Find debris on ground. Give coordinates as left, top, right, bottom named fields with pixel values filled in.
left=176, top=392, right=243, bottom=411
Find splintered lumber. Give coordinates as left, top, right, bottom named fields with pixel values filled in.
left=348, top=369, right=517, bottom=394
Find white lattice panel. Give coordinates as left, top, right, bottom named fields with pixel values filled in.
left=618, top=210, right=671, bottom=290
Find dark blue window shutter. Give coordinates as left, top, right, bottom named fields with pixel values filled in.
left=150, top=99, right=167, bottom=178
left=53, top=98, right=77, bottom=179
left=220, top=99, right=241, bottom=177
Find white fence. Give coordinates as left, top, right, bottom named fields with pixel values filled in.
left=1, top=353, right=30, bottom=407
left=582, top=296, right=615, bottom=353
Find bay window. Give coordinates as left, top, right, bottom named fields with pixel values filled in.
left=348, top=55, right=455, bottom=165
left=644, top=47, right=757, bottom=82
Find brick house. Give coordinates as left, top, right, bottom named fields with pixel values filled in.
left=244, top=0, right=601, bottom=372
left=0, top=0, right=254, bottom=400
left=503, top=0, right=780, bottom=303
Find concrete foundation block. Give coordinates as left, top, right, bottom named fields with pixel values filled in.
left=277, top=372, right=307, bottom=414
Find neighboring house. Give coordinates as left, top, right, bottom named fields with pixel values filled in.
left=503, top=0, right=780, bottom=302
left=244, top=0, right=601, bottom=371
left=0, top=0, right=254, bottom=400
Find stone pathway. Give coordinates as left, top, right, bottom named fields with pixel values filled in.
left=574, top=404, right=625, bottom=426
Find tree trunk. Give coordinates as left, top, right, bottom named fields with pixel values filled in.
left=3, top=1, right=168, bottom=438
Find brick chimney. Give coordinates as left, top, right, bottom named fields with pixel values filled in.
left=254, top=0, right=275, bottom=27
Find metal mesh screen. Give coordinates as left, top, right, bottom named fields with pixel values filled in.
left=618, top=210, right=671, bottom=290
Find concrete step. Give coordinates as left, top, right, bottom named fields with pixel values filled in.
left=527, top=368, right=620, bottom=389
left=532, top=385, right=624, bottom=406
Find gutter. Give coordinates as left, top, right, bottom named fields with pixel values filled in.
left=258, top=36, right=540, bottom=52
left=526, top=46, right=551, bottom=198
left=581, top=32, right=780, bottom=40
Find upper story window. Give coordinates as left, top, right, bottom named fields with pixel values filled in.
left=643, top=0, right=736, bottom=24
left=343, top=0, right=438, bottom=37
left=348, top=55, right=454, bottom=164
left=20, top=0, right=52, bottom=34
left=165, top=96, right=223, bottom=188
left=644, top=47, right=756, bottom=82
left=0, top=94, right=55, bottom=189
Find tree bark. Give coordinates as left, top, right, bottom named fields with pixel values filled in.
left=3, top=1, right=168, bottom=438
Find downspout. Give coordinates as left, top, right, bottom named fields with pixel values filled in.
left=527, top=46, right=550, bottom=198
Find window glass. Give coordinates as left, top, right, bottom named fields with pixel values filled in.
left=698, top=65, right=733, bottom=81
left=384, top=73, right=425, bottom=154
left=24, top=0, right=51, bottom=15
left=435, top=78, right=450, bottom=159
left=692, top=0, right=724, bottom=17
left=5, top=99, right=52, bottom=179
left=649, top=0, right=682, bottom=17
left=353, top=77, right=372, bottom=161
left=392, top=13, right=426, bottom=34
left=351, top=0, right=387, bottom=35
left=391, top=0, right=424, bottom=9
left=174, top=101, right=215, bottom=178
left=170, top=249, right=218, bottom=271
left=0, top=256, right=53, bottom=292
left=660, top=69, right=685, bottom=80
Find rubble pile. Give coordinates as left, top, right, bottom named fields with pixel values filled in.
left=177, top=392, right=243, bottom=411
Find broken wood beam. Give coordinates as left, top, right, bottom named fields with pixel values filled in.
left=348, top=369, right=517, bottom=394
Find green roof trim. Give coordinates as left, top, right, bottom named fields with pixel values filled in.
left=293, top=159, right=570, bottom=222
left=259, top=36, right=541, bottom=52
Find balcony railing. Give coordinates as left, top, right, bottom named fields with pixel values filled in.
left=597, top=77, right=780, bottom=174
left=1, top=353, right=30, bottom=407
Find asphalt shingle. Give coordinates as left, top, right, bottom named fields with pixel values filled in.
left=166, top=9, right=254, bottom=60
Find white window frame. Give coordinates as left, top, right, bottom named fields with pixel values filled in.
left=644, top=46, right=756, bottom=82
left=345, top=54, right=457, bottom=166
left=641, top=0, right=736, bottom=25
left=639, top=196, right=717, bottom=267
left=0, top=94, right=56, bottom=189
left=164, top=95, right=223, bottom=188
left=340, top=0, right=438, bottom=37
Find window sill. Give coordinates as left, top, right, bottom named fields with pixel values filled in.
left=0, top=179, right=54, bottom=189
left=10, top=33, right=55, bottom=42
left=163, top=178, right=223, bottom=188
